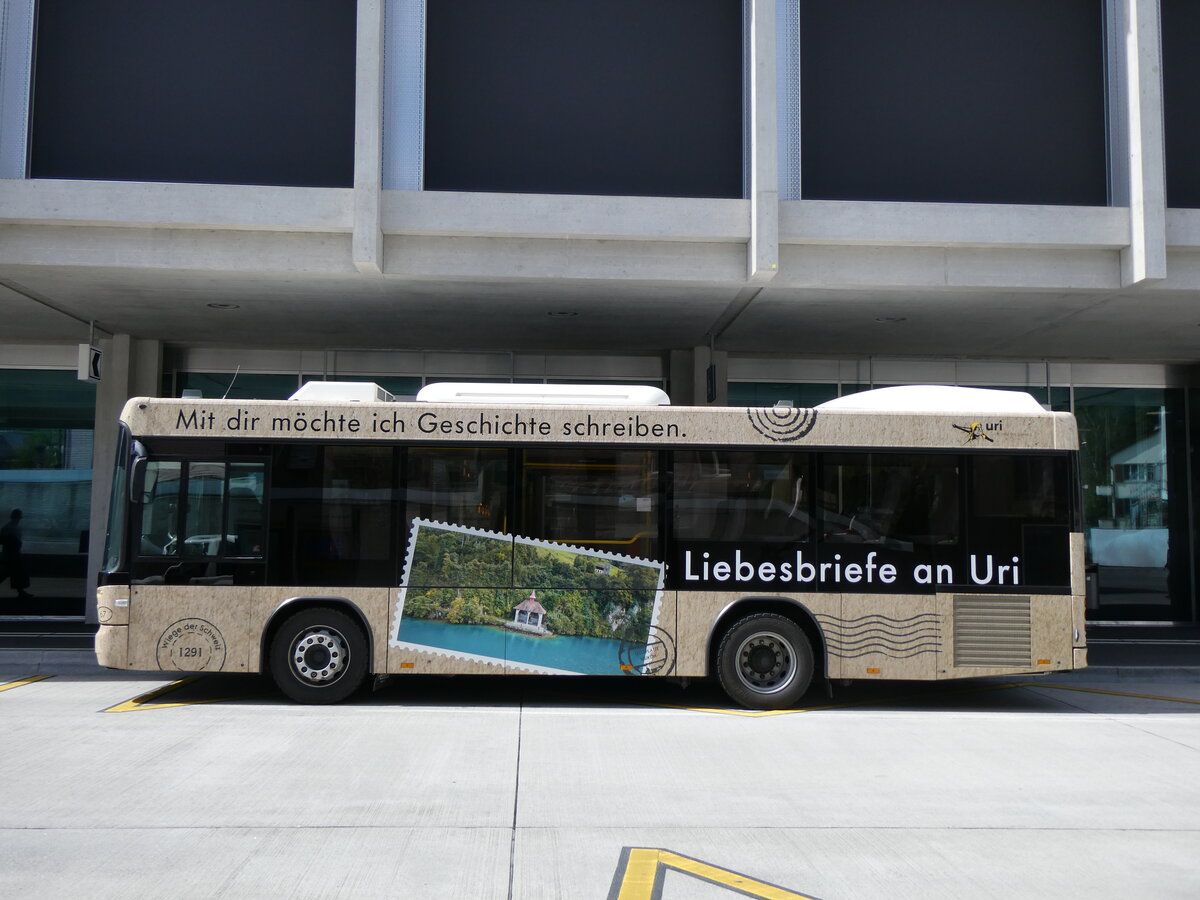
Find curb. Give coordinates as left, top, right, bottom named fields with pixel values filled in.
left=1043, top=666, right=1200, bottom=684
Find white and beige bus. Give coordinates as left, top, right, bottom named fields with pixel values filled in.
left=95, top=382, right=1086, bottom=708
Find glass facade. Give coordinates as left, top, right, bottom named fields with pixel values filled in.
left=0, top=370, right=96, bottom=615
left=172, top=372, right=300, bottom=401
left=1075, top=387, right=1189, bottom=622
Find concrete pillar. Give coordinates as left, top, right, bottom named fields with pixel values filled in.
left=85, top=336, right=161, bottom=623
left=668, top=347, right=729, bottom=407
left=747, top=0, right=780, bottom=284
left=1110, top=0, right=1167, bottom=286
left=353, top=0, right=385, bottom=274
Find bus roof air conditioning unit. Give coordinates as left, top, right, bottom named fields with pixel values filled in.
left=416, top=383, right=671, bottom=406
left=288, top=382, right=396, bottom=402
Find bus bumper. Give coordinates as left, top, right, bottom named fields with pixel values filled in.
left=95, top=624, right=129, bottom=669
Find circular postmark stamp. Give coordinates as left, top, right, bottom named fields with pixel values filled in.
left=620, top=626, right=676, bottom=676
left=157, top=618, right=227, bottom=672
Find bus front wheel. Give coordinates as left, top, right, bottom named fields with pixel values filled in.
left=269, top=607, right=369, bottom=704
left=716, top=612, right=813, bottom=710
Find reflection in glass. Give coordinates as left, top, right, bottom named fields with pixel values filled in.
left=1075, top=387, right=1185, bottom=619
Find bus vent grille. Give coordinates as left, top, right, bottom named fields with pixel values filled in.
left=953, top=595, right=1031, bottom=667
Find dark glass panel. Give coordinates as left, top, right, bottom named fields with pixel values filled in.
left=31, top=0, right=355, bottom=187
left=268, top=445, right=396, bottom=586
left=520, top=447, right=659, bottom=559
left=425, top=0, right=743, bottom=198
left=799, top=0, right=1106, bottom=205
left=1162, top=0, right=1200, bottom=208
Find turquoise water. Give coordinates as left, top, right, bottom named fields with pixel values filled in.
left=397, top=617, right=645, bottom=675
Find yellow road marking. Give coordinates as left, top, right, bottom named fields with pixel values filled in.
left=103, top=677, right=232, bottom=713
left=611, top=847, right=819, bottom=900
left=644, top=699, right=856, bottom=717
left=0, top=675, right=51, bottom=692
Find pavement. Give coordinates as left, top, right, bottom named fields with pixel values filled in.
left=2, top=622, right=1199, bottom=899
left=2, top=639, right=1199, bottom=899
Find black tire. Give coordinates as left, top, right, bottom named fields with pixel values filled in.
left=269, top=606, right=369, bottom=704
left=716, top=612, right=814, bottom=710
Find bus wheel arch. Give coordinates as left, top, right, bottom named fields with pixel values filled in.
left=263, top=599, right=373, bottom=703
left=708, top=599, right=825, bottom=709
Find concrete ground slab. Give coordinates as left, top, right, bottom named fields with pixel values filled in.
left=0, top=827, right=511, bottom=900
left=515, top=827, right=1200, bottom=899
left=0, top=670, right=1197, bottom=898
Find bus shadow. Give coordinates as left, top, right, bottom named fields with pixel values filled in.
left=107, top=671, right=1200, bottom=716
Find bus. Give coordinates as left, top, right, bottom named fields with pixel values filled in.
left=95, top=382, right=1086, bottom=708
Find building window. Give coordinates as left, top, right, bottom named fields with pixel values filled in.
left=422, top=0, right=743, bottom=198
left=796, top=0, right=1107, bottom=205
left=30, top=0, right=356, bottom=187
left=1162, top=0, right=1200, bottom=209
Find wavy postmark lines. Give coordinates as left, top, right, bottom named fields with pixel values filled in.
left=746, top=407, right=817, bottom=443
left=816, top=613, right=941, bottom=659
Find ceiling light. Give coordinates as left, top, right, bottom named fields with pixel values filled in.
left=874, top=316, right=906, bottom=323
left=547, top=311, right=578, bottom=318
left=207, top=303, right=240, bottom=310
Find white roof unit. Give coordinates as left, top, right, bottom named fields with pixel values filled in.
left=289, top=382, right=395, bottom=402
left=816, top=385, right=1047, bottom=414
left=416, top=382, right=671, bottom=406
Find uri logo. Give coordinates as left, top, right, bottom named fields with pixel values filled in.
left=953, top=421, right=998, bottom=443
left=746, top=407, right=817, bottom=443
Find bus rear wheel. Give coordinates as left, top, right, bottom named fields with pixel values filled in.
left=716, top=612, right=813, bottom=710
left=269, top=607, right=368, bottom=704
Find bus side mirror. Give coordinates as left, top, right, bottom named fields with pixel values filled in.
left=129, top=441, right=148, bottom=503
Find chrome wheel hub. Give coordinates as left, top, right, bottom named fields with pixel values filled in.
left=735, top=631, right=796, bottom=695
left=291, top=627, right=348, bottom=684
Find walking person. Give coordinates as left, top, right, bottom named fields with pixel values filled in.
left=0, top=509, right=33, bottom=600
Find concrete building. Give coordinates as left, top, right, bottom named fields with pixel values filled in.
left=1, top=1, right=1198, bottom=630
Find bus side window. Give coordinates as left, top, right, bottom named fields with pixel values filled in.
left=227, top=463, right=266, bottom=557
left=672, top=450, right=810, bottom=543
left=521, top=448, right=658, bottom=558
left=819, top=454, right=959, bottom=549
left=969, top=454, right=1070, bottom=589
left=268, top=445, right=395, bottom=585
left=181, top=461, right=227, bottom=556
left=140, top=460, right=182, bottom=555
left=406, top=448, right=509, bottom=533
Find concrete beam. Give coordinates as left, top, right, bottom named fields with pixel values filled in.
left=781, top=201, right=1129, bottom=250
left=381, top=235, right=749, bottom=284
left=775, top=245, right=1122, bottom=292
left=0, top=180, right=352, bottom=231
left=383, top=191, right=748, bottom=242
left=0, top=225, right=357, bottom=273
left=1167, top=209, right=1200, bottom=249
